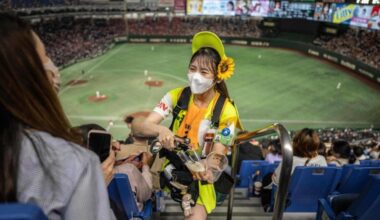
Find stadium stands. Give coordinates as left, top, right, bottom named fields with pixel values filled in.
left=277, top=166, right=342, bottom=212
left=33, top=18, right=126, bottom=66
left=336, top=166, right=380, bottom=194
left=315, top=29, right=380, bottom=69
left=11, top=0, right=71, bottom=9
left=127, top=16, right=262, bottom=38
left=316, top=176, right=380, bottom=220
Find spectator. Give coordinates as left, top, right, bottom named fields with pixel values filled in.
left=114, top=117, right=153, bottom=211
left=264, top=139, right=282, bottom=164
left=328, top=140, right=357, bottom=166
left=353, top=145, right=367, bottom=161
left=0, top=13, right=115, bottom=220
left=272, top=128, right=327, bottom=185
left=124, top=115, right=135, bottom=144
left=236, top=131, right=264, bottom=173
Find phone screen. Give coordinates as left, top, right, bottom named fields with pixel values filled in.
left=88, top=130, right=111, bottom=162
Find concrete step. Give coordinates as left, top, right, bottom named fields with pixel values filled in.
left=154, top=212, right=316, bottom=220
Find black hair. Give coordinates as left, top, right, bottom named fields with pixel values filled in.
left=352, top=145, right=364, bottom=158
left=332, top=140, right=356, bottom=164
left=318, top=142, right=326, bottom=157
left=73, top=124, right=106, bottom=146
left=190, top=47, right=231, bottom=100
left=270, top=139, right=282, bottom=155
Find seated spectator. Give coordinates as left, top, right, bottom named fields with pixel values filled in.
left=264, top=139, right=282, bottom=164
left=328, top=140, right=357, bottom=166
left=123, top=115, right=134, bottom=144
left=352, top=145, right=367, bottom=161
left=261, top=128, right=327, bottom=210
left=114, top=117, right=153, bottom=211
left=272, top=128, right=327, bottom=185
left=236, top=130, right=264, bottom=173
left=318, top=142, right=327, bottom=157
left=0, top=13, right=115, bottom=219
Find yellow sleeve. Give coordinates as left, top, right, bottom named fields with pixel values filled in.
left=219, top=101, right=243, bottom=131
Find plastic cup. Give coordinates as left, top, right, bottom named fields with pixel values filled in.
left=206, top=152, right=228, bottom=182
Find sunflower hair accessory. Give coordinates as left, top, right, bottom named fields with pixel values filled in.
left=217, top=57, right=235, bottom=81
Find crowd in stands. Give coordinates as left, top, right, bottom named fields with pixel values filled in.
left=251, top=127, right=380, bottom=166
left=128, top=16, right=262, bottom=38
left=33, top=18, right=126, bottom=66
left=315, top=29, right=380, bottom=69
left=10, top=0, right=73, bottom=9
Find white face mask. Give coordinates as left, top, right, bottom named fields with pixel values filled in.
left=43, top=58, right=60, bottom=91
left=187, top=72, right=214, bottom=94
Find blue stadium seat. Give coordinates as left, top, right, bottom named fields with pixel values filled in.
left=336, top=166, right=380, bottom=194
left=237, top=160, right=269, bottom=187
left=359, top=160, right=380, bottom=167
left=0, top=203, right=48, bottom=220
left=316, top=176, right=380, bottom=220
left=251, top=163, right=278, bottom=183
left=108, top=174, right=152, bottom=220
left=276, top=167, right=342, bottom=212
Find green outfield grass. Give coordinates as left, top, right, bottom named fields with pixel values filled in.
left=59, top=43, right=380, bottom=140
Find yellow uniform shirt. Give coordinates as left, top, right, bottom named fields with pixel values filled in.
left=153, top=87, right=243, bottom=213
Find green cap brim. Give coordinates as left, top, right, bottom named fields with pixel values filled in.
left=192, top=31, right=226, bottom=59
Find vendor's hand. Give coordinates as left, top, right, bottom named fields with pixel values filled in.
left=194, top=170, right=213, bottom=183
left=158, top=126, right=175, bottom=150
left=101, top=150, right=115, bottom=186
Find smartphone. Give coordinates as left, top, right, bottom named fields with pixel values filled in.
left=87, top=130, right=112, bottom=163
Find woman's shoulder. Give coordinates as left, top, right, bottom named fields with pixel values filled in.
left=293, top=155, right=327, bottom=167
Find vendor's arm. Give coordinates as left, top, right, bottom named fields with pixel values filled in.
left=133, top=90, right=181, bottom=150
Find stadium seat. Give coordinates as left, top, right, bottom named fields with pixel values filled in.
left=0, top=203, right=48, bottom=220
left=273, top=166, right=342, bottom=212
left=336, top=166, right=380, bottom=194
left=237, top=160, right=269, bottom=187
left=359, top=160, right=380, bottom=167
left=316, top=176, right=380, bottom=220
left=108, top=174, right=152, bottom=220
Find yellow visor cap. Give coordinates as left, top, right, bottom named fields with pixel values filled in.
left=192, top=31, right=226, bottom=59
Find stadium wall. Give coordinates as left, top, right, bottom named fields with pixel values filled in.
left=114, top=36, right=380, bottom=84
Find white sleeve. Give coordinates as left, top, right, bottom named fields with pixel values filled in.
left=153, top=92, right=173, bottom=119
left=272, top=161, right=282, bottom=186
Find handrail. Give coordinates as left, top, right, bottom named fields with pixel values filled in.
left=227, top=123, right=293, bottom=220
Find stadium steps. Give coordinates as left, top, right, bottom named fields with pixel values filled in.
left=154, top=188, right=316, bottom=220
left=156, top=188, right=272, bottom=220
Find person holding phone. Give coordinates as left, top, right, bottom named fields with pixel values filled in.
left=134, top=31, right=243, bottom=220
left=114, top=117, right=153, bottom=211
left=0, top=13, right=115, bottom=220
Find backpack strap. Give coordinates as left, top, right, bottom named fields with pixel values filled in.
left=169, top=87, right=227, bottom=131
left=169, top=87, right=191, bottom=131
left=211, top=94, right=226, bottom=128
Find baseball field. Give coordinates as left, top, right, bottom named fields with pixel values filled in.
left=59, top=43, right=380, bottom=139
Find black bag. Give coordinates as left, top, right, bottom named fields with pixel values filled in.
left=214, top=172, right=235, bottom=194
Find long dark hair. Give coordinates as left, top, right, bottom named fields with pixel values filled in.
left=0, top=13, right=80, bottom=202
left=190, top=47, right=231, bottom=100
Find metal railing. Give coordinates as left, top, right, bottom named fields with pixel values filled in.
left=227, top=123, right=293, bottom=220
